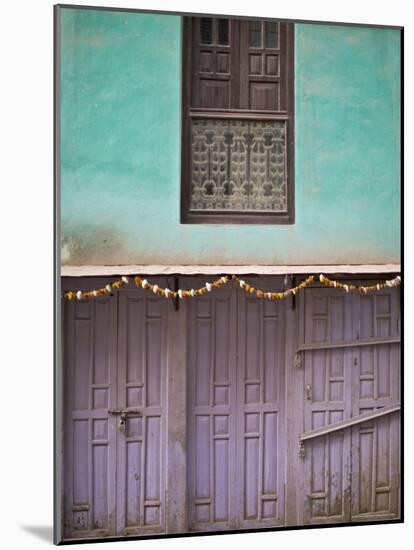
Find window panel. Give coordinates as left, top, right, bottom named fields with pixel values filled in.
left=265, top=22, right=279, bottom=48
left=200, top=18, right=213, bottom=44
left=218, top=19, right=229, bottom=45
left=249, top=21, right=262, bottom=48
left=190, top=119, right=287, bottom=212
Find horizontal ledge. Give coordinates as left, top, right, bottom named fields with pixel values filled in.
left=297, top=336, right=400, bottom=353
left=61, top=264, right=401, bottom=277
left=190, top=108, right=288, bottom=114
left=71, top=504, right=90, bottom=512
left=300, top=402, right=401, bottom=442
left=194, top=498, right=212, bottom=505
left=190, top=112, right=288, bottom=120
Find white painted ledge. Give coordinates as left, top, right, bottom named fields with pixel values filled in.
left=61, top=264, right=401, bottom=277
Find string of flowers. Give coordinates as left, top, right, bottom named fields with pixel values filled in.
left=232, top=274, right=316, bottom=300
left=63, top=275, right=230, bottom=301
left=132, top=275, right=230, bottom=298
left=63, top=273, right=401, bottom=301
left=318, top=274, right=401, bottom=293
left=63, top=276, right=131, bottom=301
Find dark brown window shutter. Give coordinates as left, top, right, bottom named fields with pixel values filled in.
left=181, top=17, right=294, bottom=224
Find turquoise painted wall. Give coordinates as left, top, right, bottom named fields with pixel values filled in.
left=59, top=8, right=401, bottom=266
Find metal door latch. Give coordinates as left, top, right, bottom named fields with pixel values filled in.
left=306, top=384, right=312, bottom=400
left=108, top=409, right=142, bottom=432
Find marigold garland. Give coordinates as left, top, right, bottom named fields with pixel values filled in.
left=63, top=275, right=230, bottom=301
left=63, top=276, right=131, bottom=301
left=318, top=274, right=401, bottom=293
left=132, top=275, right=229, bottom=299
left=232, top=274, right=316, bottom=300
left=63, top=273, right=401, bottom=301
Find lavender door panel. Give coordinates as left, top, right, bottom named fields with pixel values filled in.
left=64, top=284, right=168, bottom=540
left=187, top=278, right=286, bottom=531
left=302, top=289, right=352, bottom=524
left=116, top=291, right=167, bottom=536
left=187, top=289, right=238, bottom=530
left=350, top=290, right=400, bottom=521
left=236, top=291, right=285, bottom=528
left=64, top=296, right=118, bottom=539
left=300, top=287, right=400, bottom=525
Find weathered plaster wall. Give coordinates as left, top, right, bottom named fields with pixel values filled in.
left=59, top=8, right=401, bottom=266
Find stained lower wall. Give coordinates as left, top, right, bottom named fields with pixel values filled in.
left=59, top=8, right=401, bottom=267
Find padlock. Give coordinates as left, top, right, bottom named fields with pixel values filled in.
left=119, top=414, right=126, bottom=432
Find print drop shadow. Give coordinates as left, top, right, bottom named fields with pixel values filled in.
left=20, top=525, right=53, bottom=543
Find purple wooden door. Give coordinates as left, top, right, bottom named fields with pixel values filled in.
left=64, top=295, right=118, bottom=539
left=187, top=287, right=238, bottom=530
left=350, top=290, right=400, bottom=521
left=300, top=288, right=353, bottom=524
left=299, top=287, right=400, bottom=524
left=187, top=278, right=285, bottom=531
left=116, top=291, right=167, bottom=535
left=64, top=287, right=167, bottom=539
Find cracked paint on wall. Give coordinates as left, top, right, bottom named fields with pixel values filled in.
left=59, top=8, right=401, bottom=266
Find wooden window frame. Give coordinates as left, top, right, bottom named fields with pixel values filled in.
left=180, top=16, right=295, bottom=225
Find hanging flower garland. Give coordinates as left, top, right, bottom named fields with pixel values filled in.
left=318, top=274, right=401, bottom=293
left=132, top=275, right=230, bottom=298
left=63, top=273, right=401, bottom=301
left=64, top=276, right=131, bottom=301
left=232, top=274, right=316, bottom=300
left=64, top=275, right=230, bottom=301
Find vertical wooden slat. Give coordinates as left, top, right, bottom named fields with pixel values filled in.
left=165, top=283, right=188, bottom=533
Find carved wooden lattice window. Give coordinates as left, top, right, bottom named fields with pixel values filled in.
left=181, top=17, right=294, bottom=224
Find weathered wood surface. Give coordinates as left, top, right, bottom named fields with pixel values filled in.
left=62, top=277, right=401, bottom=540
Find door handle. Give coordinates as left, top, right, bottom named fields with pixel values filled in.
left=306, top=384, right=312, bottom=400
